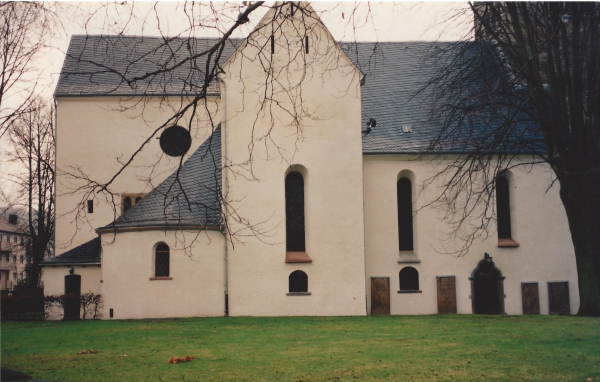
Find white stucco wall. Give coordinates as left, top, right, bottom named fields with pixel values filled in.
left=42, top=266, right=103, bottom=320
left=100, top=230, right=225, bottom=319
left=42, top=266, right=102, bottom=296
left=219, top=5, right=367, bottom=316
left=55, top=96, right=220, bottom=253
left=363, top=156, right=579, bottom=315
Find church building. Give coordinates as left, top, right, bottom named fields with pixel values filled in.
left=41, top=3, right=578, bottom=319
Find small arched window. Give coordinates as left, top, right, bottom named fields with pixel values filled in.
left=123, top=197, right=132, bottom=212
left=289, top=270, right=308, bottom=293
left=285, top=171, right=305, bottom=252
left=496, top=175, right=511, bottom=239
left=397, top=178, right=414, bottom=251
left=399, top=267, right=419, bottom=291
left=155, top=243, right=170, bottom=277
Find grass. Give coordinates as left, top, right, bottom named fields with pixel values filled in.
left=1, top=315, right=599, bottom=381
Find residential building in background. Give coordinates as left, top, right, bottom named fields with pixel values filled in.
left=0, top=210, right=31, bottom=294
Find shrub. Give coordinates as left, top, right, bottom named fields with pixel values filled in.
left=44, top=293, right=103, bottom=320
left=80, top=293, right=103, bottom=320
left=1, top=294, right=45, bottom=321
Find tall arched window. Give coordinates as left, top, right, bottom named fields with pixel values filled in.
left=399, top=267, right=419, bottom=291
left=496, top=175, right=511, bottom=239
left=397, top=178, right=414, bottom=251
left=285, top=171, right=305, bottom=252
left=155, top=243, right=170, bottom=277
left=289, top=270, right=308, bottom=293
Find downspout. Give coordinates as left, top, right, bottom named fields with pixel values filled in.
left=217, top=76, right=229, bottom=317
left=358, top=75, right=369, bottom=316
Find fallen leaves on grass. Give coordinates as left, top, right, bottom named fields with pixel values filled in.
left=77, top=349, right=99, bottom=355
left=168, top=356, right=194, bottom=364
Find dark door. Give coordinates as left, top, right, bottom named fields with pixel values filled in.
left=548, top=282, right=570, bottom=315
left=437, top=276, right=457, bottom=314
left=64, top=274, right=81, bottom=320
left=371, top=277, right=390, bottom=315
left=521, top=282, right=540, bottom=315
left=471, top=255, right=505, bottom=314
left=473, top=276, right=502, bottom=314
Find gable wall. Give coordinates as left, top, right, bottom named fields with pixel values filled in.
left=219, top=5, right=367, bottom=316
left=55, top=96, right=221, bottom=253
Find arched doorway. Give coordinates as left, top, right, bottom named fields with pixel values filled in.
left=470, top=253, right=505, bottom=314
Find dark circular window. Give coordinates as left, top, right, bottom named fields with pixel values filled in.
left=159, top=125, right=192, bottom=157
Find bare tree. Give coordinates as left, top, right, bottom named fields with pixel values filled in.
left=4, top=99, right=55, bottom=289
left=0, top=2, right=62, bottom=138
left=422, top=2, right=600, bottom=315
left=56, top=2, right=373, bottom=251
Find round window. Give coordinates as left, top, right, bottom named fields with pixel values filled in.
left=159, top=125, right=192, bottom=157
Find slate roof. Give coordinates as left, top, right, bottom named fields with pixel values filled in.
left=55, top=35, right=242, bottom=97
left=98, top=125, right=222, bottom=231
left=40, top=238, right=101, bottom=266
left=56, top=36, right=542, bottom=155
left=340, top=41, right=542, bottom=155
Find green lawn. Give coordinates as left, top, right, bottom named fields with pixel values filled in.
left=2, top=315, right=599, bottom=381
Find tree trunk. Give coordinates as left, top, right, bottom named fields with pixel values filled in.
left=558, top=169, right=600, bottom=316
left=26, top=259, right=42, bottom=290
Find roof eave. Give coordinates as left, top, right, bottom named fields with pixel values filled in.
left=96, top=223, right=221, bottom=235
left=55, top=92, right=221, bottom=98
left=40, top=261, right=101, bottom=267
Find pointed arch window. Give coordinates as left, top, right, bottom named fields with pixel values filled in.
left=286, top=172, right=305, bottom=252
left=155, top=243, right=170, bottom=277
left=397, top=178, right=414, bottom=251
